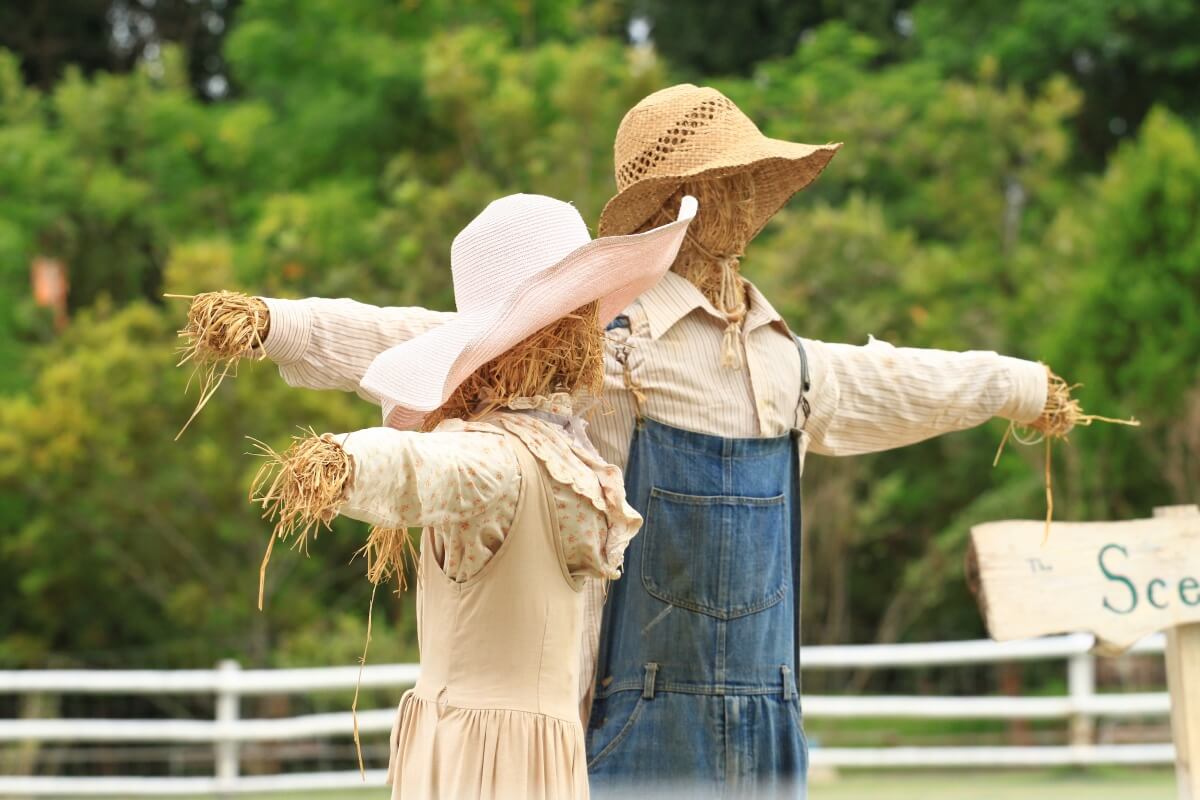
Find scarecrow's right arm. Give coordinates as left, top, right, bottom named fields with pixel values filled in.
left=327, top=427, right=518, bottom=529
left=253, top=425, right=518, bottom=593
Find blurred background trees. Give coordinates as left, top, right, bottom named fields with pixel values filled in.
left=1, top=0, right=1197, bottom=674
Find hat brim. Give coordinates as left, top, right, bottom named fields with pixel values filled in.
left=598, top=136, right=841, bottom=238
left=361, top=196, right=698, bottom=429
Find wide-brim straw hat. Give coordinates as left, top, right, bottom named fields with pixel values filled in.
left=361, top=192, right=697, bottom=429
left=598, top=84, right=841, bottom=238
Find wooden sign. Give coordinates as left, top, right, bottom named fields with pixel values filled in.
left=968, top=514, right=1200, bottom=653
left=969, top=505, right=1200, bottom=800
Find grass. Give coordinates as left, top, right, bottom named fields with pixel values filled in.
left=95, top=767, right=1177, bottom=800
left=811, top=767, right=1176, bottom=799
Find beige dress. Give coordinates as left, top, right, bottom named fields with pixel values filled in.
left=386, top=432, right=589, bottom=800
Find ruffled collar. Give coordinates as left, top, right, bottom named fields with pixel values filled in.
left=437, top=395, right=640, bottom=579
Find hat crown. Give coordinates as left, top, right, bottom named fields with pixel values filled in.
left=450, top=194, right=591, bottom=314
left=612, top=84, right=761, bottom=192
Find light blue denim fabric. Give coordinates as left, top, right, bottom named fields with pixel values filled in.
left=587, top=412, right=808, bottom=800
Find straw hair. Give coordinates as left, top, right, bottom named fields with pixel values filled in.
left=248, top=430, right=354, bottom=610
left=168, top=291, right=269, bottom=438
left=599, top=84, right=841, bottom=238
left=645, top=175, right=755, bottom=294
left=420, top=301, right=604, bottom=432
left=640, top=174, right=759, bottom=367
left=994, top=367, right=1140, bottom=541
left=353, top=302, right=605, bottom=592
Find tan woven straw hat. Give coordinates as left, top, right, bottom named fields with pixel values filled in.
left=361, top=192, right=697, bottom=430
left=598, top=84, right=841, bottom=238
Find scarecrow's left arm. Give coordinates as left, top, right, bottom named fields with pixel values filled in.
left=259, top=297, right=453, bottom=402
left=800, top=337, right=1054, bottom=456
left=178, top=291, right=450, bottom=404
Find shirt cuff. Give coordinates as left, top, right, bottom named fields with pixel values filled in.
left=259, top=297, right=313, bottom=366
left=998, top=357, right=1048, bottom=424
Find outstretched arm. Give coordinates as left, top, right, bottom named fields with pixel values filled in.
left=252, top=425, right=518, bottom=592
left=328, top=426, right=517, bottom=529
left=259, top=297, right=454, bottom=403
left=801, top=336, right=1049, bottom=456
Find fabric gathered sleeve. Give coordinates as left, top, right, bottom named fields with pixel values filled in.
left=258, top=297, right=454, bottom=404
left=801, top=336, right=1048, bottom=457
left=329, top=427, right=520, bottom=530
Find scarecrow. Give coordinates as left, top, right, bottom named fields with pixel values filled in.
left=178, top=85, right=1130, bottom=798
left=191, top=193, right=695, bottom=800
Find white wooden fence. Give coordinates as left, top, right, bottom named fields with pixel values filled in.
left=0, top=633, right=1172, bottom=796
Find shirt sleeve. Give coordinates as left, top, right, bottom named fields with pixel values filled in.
left=329, top=427, right=519, bottom=530
left=801, top=336, right=1048, bottom=457
left=258, top=297, right=454, bottom=404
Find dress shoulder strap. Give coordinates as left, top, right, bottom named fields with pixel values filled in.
left=501, top=431, right=580, bottom=591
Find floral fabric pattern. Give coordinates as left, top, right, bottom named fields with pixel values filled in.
left=335, top=395, right=640, bottom=582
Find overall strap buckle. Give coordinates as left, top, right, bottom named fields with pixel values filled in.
left=642, top=662, right=660, bottom=700
left=781, top=665, right=796, bottom=700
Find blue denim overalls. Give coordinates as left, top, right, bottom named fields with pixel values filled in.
left=587, top=316, right=810, bottom=799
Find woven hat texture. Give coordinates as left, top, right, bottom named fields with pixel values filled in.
left=361, top=193, right=697, bottom=430
left=599, top=84, right=841, bottom=237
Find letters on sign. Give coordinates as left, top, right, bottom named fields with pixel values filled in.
left=967, top=516, right=1200, bottom=652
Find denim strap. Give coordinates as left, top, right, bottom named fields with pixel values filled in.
left=792, top=335, right=812, bottom=425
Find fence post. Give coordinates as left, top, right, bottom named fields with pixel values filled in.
left=215, top=659, right=241, bottom=793
left=1155, top=505, right=1200, bottom=800
left=1067, top=649, right=1096, bottom=747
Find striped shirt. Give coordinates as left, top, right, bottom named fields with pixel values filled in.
left=260, top=273, right=1048, bottom=720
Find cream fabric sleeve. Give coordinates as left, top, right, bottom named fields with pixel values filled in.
left=800, top=336, right=1049, bottom=457
left=259, top=297, right=453, bottom=404
left=329, top=427, right=518, bottom=531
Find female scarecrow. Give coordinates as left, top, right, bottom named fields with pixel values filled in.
left=181, top=85, right=1109, bottom=798
left=220, top=193, right=695, bottom=800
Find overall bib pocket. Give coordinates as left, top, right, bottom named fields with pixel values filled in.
left=641, top=487, right=787, bottom=619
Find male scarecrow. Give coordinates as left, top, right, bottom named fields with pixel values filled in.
left=184, top=85, right=1089, bottom=798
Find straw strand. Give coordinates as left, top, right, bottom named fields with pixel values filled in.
left=248, top=430, right=354, bottom=609
left=994, top=366, right=1139, bottom=542
left=169, top=292, right=269, bottom=438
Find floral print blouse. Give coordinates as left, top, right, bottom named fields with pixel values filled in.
left=331, top=394, right=640, bottom=582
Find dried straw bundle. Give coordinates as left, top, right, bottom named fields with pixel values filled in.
left=169, top=291, right=269, bottom=438
left=642, top=174, right=757, bottom=367
left=358, top=526, right=420, bottom=591
left=995, top=367, right=1140, bottom=541
left=420, top=300, right=605, bottom=432
left=248, top=430, right=354, bottom=610
left=247, top=429, right=382, bottom=774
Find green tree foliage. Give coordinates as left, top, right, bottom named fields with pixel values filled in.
left=0, top=301, right=418, bottom=669
left=913, top=0, right=1200, bottom=161
left=1, top=0, right=1197, bottom=672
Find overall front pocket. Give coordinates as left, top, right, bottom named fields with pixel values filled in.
left=641, top=487, right=788, bottom=619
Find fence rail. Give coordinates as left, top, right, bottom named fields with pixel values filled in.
left=0, top=633, right=1171, bottom=796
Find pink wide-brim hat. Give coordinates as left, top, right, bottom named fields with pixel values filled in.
left=360, top=192, right=697, bottom=429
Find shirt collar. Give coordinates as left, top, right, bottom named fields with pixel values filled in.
left=637, top=271, right=786, bottom=340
